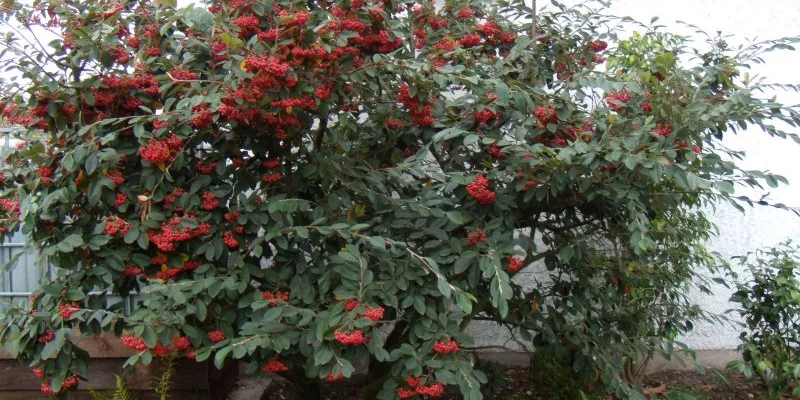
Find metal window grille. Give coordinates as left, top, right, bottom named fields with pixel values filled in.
left=0, top=127, right=137, bottom=314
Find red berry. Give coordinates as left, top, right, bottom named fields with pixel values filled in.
left=466, top=175, right=496, bottom=205
left=208, top=330, right=226, bottom=343
left=433, top=339, right=459, bottom=354
left=333, top=330, right=365, bottom=346
left=261, top=358, right=289, bottom=373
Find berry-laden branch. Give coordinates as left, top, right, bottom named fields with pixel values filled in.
left=0, top=1, right=798, bottom=399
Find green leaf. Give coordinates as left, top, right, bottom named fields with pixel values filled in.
left=40, top=330, right=65, bottom=359
left=56, top=234, right=84, bottom=252
left=85, top=154, right=99, bottom=175
left=445, top=211, right=465, bottom=225
left=314, top=346, right=333, bottom=366
left=437, top=278, right=452, bottom=298
left=214, top=345, right=232, bottom=369
left=368, top=236, right=386, bottom=249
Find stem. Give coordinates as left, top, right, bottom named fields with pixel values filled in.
left=314, top=117, right=326, bottom=150
left=530, top=0, right=537, bottom=39
left=290, top=380, right=321, bottom=400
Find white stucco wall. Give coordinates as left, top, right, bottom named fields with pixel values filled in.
left=469, top=0, right=800, bottom=351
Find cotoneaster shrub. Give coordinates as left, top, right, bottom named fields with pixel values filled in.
left=0, top=0, right=798, bottom=399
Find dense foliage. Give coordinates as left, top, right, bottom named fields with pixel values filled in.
left=0, top=0, right=798, bottom=398
left=729, top=242, right=800, bottom=399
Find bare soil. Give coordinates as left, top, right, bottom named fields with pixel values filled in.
left=259, top=368, right=783, bottom=400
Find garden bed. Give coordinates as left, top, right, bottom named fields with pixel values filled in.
left=259, top=368, right=772, bottom=400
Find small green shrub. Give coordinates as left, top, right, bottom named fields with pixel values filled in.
left=729, top=241, right=800, bottom=398
left=90, top=357, right=175, bottom=400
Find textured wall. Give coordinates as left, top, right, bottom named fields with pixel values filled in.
left=468, top=0, right=800, bottom=351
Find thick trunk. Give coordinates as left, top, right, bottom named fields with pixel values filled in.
left=355, top=320, right=410, bottom=399
left=356, top=366, right=391, bottom=400
left=289, top=380, right=321, bottom=400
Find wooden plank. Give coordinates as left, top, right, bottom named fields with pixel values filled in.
left=0, top=358, right=211, bottom=391
left=2, top=389, right=210, bottom=400
left=0, top=332, right=134, bottom=360
left=71, top=332, right=137, bottom=358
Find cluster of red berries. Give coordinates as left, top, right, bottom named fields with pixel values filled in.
left=150, top=344, right=172, bottom=357
left=38, top=330, right=55, bottom=344
left=162, top=187, right=185, bottom=208
left=114, top=193, right=127, bottom=208
left=40, top=373, right=79, bottom=395
left=398, top=376, right=446, bottom=398
left=433, top=36, right=457, bottom=52
left=466, top=175, right=496, bottom=205
left=523, top=179, right=543, bottom=192
left=223, top=231, right=239, bottom=249
left=41, top=382, right=57, bottom=395
left=334, top=330, right=366, bottom=346
left=139, top=134, right=183, bottom=165
left=315, top=85, right=333, bottom=100
left=208, top=330, right=226, bottom=343
left=397, top=84, right=434, bottom=127
left=344, top=299, right=361, bottom=311
left=486, top=143, right=504, bottom=159
left=123, top=265, right=144, bottom=277
left=58, top=302, right=80, bottom=319
left=0, top=198, right=19, bottom=218
left=170, top=68, right=198, bottom=81
left=652, top=123, right=673, bottom=138
left=345, top=299, right=384, bottom=321
left=605, top=89, right=632, bottom=112
left=171, top=335, right=191, bottom=351
left=270, top=96, right=317, bottom=111
left=591, top=40, right=608, bottom=52
left=232, top=14, right=260, bottom=37
left=261, top=358, right=289, bottom=373
left=122, top=334, right=193, bottom=356
left=201, top=192, right=219, bottom=210
left=677, top=141, right=702, bottom=154
left=263, top=158, right=280, bottom=169
left=325, top=372, right=345, bottom=382
left=147, top=216, right=211, bottom=252
left=433, top=339, right=459, bottom=354
left=455, top=7, right=474, bottom=19
left=224, top=210, right=241, bottom=223
left=459, top=33, right=483, bottom=48
left=475, top=109, right=500, bottom=125
left=100, top=73, right=159, bottom=95
left=565, top=121, right=594, bottom=142
left=534, top=105, right=558, bottom=125
left=362, top=307, right=385, bottom=321
left=467, top=228, right=488, bottom=247
left=62, top=374, right=80, bottom=390
left=109, top=45, right=130, bottom=64
left=261, top=290, right=290, bottom=306
left=125, top=36, right=141, bottom=49
left=144, top=46, right=161, bottom=57
left=183, top=260, right=202, bottom=271
left=262, top=173, right=283, bottom=184
left=121, top=334, right=148, bottom=351
left=151, top=268, right=181, bottom=282
left=242, top=56, right=291, bottom=77
left=506, top=256, right=525, bottom=274
left=189, top=104, right=214, bottom=128
left=106, top=170, right=125, bottom=186
left=384, top=117, right=405, bottom=130
left=38, top=166, right=54, bottom=185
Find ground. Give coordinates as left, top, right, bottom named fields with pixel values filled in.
left=257, top=368, right=784, bottom=400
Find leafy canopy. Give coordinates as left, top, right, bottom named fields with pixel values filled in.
left=0, top=0, right=799, bottom=398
